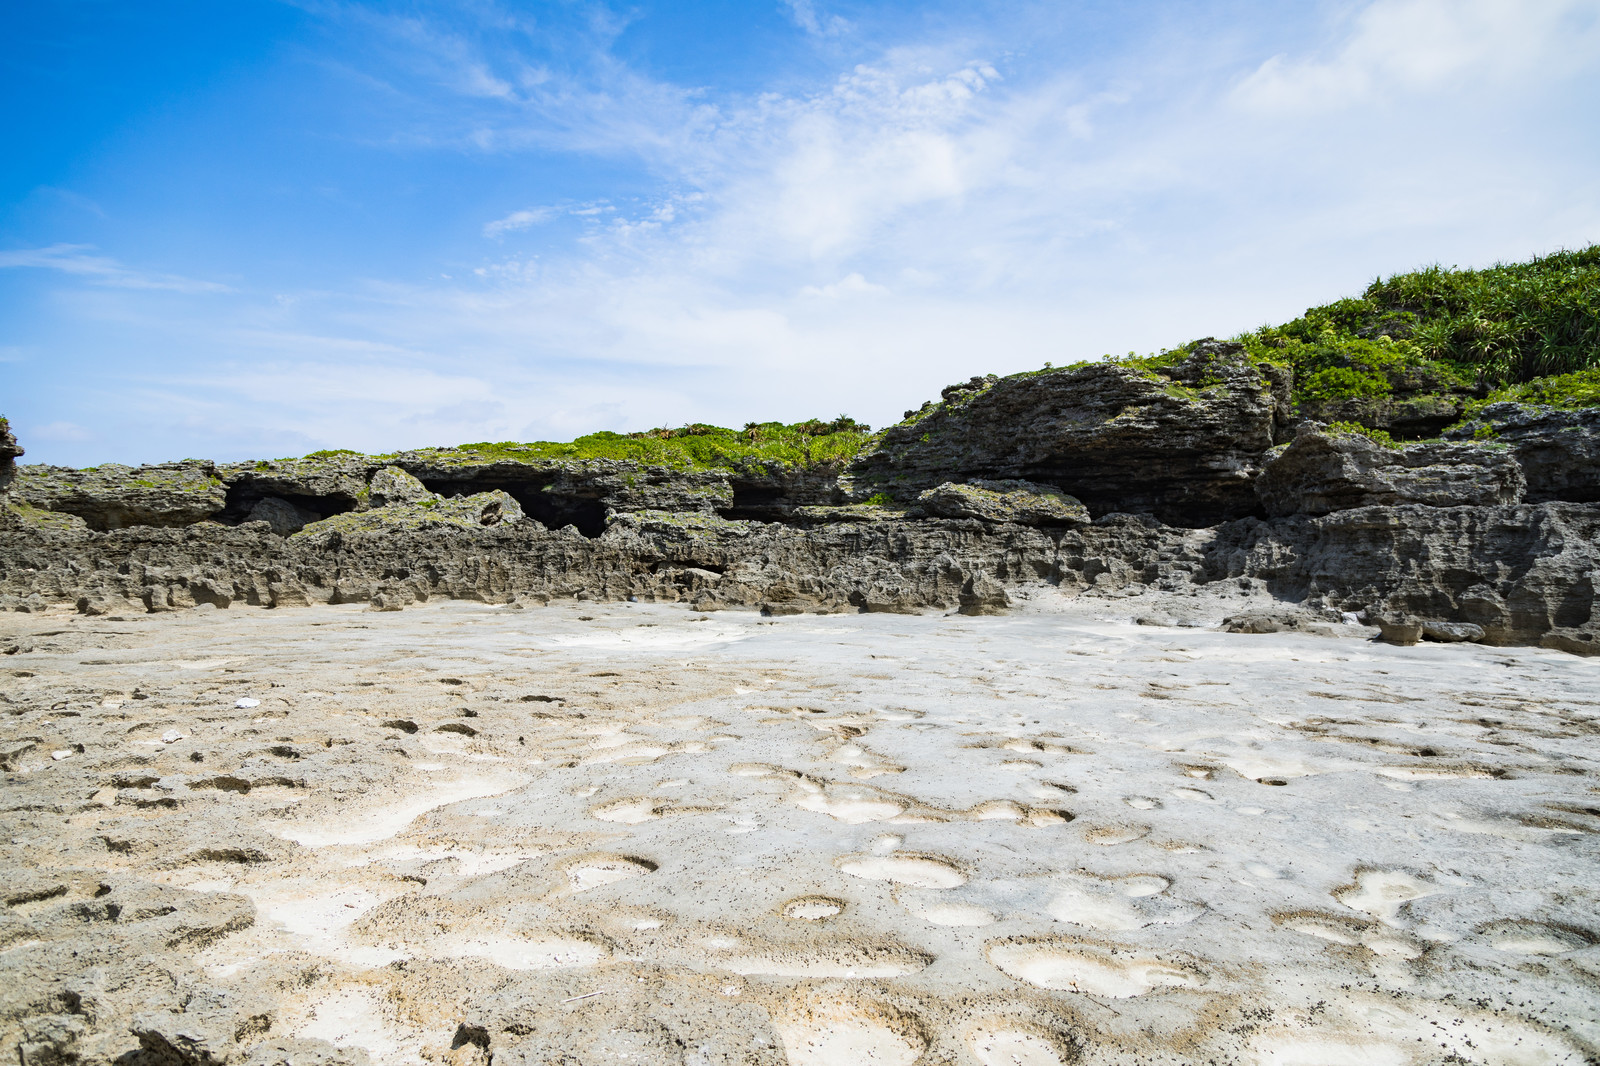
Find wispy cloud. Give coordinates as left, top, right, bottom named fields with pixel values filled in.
left=1233, top=0, right=1600, bottom=113
left=8, top=0, right=1600, bottom=467
left=483, top=206, right=557, bottom=237
left=0, top=244, right=230, bottom=293
left=783, top=0, right=851, bottom=39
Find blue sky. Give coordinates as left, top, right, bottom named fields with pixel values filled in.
left=4, top=0, right=1599, bottom=465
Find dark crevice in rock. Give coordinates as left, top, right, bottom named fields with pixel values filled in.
left=218, top=485, right=357, bottom=528
left=420, top=477, right=607, bottom=537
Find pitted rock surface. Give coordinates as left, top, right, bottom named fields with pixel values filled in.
left=848, top=345, right=1292, bottom=526
left=1255, top=428, right=1525, bottom=517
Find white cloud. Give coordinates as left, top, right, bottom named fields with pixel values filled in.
left=483, top=206, right=557, bottom=237
left=800, top=273, right=889, bottom=299
left=1233, top=0, right=1600, bottom=114
left=0, top=244, right=230, bottom=293
left=783, top=0, right=851, bottom=39
left=28, top=421, right=93, bottom=442
left=11, top=0, right=1600, bottom=466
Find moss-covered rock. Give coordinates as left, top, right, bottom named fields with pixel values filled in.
left=849, top=343, right=1291, bottom=526
left=291, top=490, right=524, bottom=539
left=917, top=480, right=1090, bottom=525
left=11, top=462, right=225, bottom=530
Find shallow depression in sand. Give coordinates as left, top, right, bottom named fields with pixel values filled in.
left=837, top=854, right=966, bottom=888
left=986, top=941, right=1203, bottom=997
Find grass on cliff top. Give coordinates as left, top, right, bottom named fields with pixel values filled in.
left=1234, top=243, right=1600, bottom=406
left=991, top=244, right=1600, bottom=418
left=308, top=417, right=875, bottom=470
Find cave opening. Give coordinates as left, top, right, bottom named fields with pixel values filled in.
left=420, top=477, right=607, bottom=538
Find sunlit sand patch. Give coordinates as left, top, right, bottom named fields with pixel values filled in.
left=838, top=854, right=966, bottom=888
left=1479, top=920, right=1592, bottom=956
left=1334, top=869, right=1437, bottom=923
left=1375, top=763, right=1503, bottom=781
left=1046, top=874, right=1201, bottom=931
left=1215, top=749, right=1352, bottom=782
left=966, top=1022, right=1073, bottom=1066
left=1278, top=914, right=1424, bottom=960
left=450, top=932, right=610, bottom=970
left=782, top=895, right=844, bottom=921
left=280, top=773, right=526, bottom=847
left=830, top=742, right=904, bottom=778
left=1249, top=995, right=1594, bottom=1066
left=561, top=854, right=657, bottom=894
left=791, top=779, right=908, bottom=823
left=894, top=887, right=997, bottom=927
left=721, top=943, right=932, bottom=978
left=986, top=939, right=1204, bottom=997
left=590, top=797, right=663, bottom=824
left=774, top=998, right=926, bottom=1066
left=1083, top=823, right=1150, bottom=846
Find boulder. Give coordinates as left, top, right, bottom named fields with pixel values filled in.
left=849, top=342, right=1292, bottom=526
left=1421, top=620, right=1486, bottom=643
left=1376, top=617, right=1424, bottom=646
left=957, top=571, right=1010, bottom=615
left=292, top=490, right=523, bottom=538
left=1445, top=403, right=1600, bottom=503
left=11, top=461, right=227, bottom=530
left=1255, top=427, right=1525, bottom=517
left=246, top=497, right=320, bottom=535
left=367, top=466, right=433, bottom=508
left=918, top=479, right=1089, bottom=525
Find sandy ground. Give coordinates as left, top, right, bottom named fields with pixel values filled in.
left=2, top=595, right=1598, bottom=1065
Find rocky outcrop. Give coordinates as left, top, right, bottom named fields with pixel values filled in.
left=11, top=462, right=226, bottom=530
left=0, top=418, right=21, bottom=496
left=1445, top=403, right=1600, bottom=503
left=848, top=343, right=1292, bottom=526
left=3, top=498, right=1595, bottom=650
left=917, top=480, right=1089, bottom=525
left=1255, top=427, right=1524, bottom=517
left=4, top=360, right=1596, bottom=652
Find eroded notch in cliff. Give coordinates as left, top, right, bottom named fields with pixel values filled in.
left=221, top=484, right=357, bottom=532
left=420, top=477, right=607, bottom=537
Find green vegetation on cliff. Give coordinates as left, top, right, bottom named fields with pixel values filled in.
left=1238, top=244, right=1600, bottom=410
left=363, top=416, right=874, bottom=471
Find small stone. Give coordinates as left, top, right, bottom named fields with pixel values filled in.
left=162, top=729, right=185, bottom=742
left=234, top=698, right=260, bottom=709
left=1421, top=620, right=1486, bottom=643
left=51, top=750, right=72, bottom=761
left=1377, top=619, right=1424, bottom=646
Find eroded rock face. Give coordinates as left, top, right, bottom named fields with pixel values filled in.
left=246, top=497, right=321, bottom=536
left=1445, top=403, right=1600, bottom=503
left=849, top=345, right=1292, bottom=526
left=917, top=480, right=1089, bottom=525
left=3, top=499, right=1595, bottom=648
left=1255, top=428, right=1525, bottom=517
left=11, top=462, right=226, bottom=530
left=0, top=419, right=21, bottom=496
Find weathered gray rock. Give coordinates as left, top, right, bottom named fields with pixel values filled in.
left=1255, top=428, right=1524, bottom=517
left=12, top=462, right=226, bottom=530
left=1376, top=617, right=1424, bottom=645
left=850, top=343, right=1292, bottom=526
left=245, top=498, right=320, bottom=536
left=1421, top=620, right=1486, bottom=643
left=239, top=1039, right=370, bottom=1066
left=366, top=466, right=432, bottom=508
left=0, top=417, right=21, bottom=496
left=918, top=479, right=1090, bottom=525
left=1445, top=403, right=1600, bottom=503
left=4, top=497, right=1594, bottom=649
left=958, top=570, right=1010, bottom=615
left=294, top=490, right=524, bottom=538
